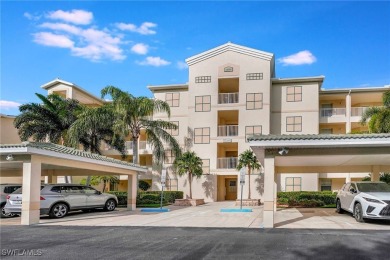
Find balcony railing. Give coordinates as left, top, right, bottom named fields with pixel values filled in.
left=125, top=141, right=148, bottom=150
left=320, top=108, right=346, bottom=117
left=218, top=125, right=238, bottom=137
left=351, top=106, right=384, bottom=117
left=217, top=157, right=238, bottom=169
left=218, top=93, right=239, bottom=104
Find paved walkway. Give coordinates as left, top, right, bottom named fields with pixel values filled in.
left=1, top=202, right=389, bottom=229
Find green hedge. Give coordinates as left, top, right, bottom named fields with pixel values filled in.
left=277, top=191, right=336, bottom=207
left=108, top=191, right=183, bottom=206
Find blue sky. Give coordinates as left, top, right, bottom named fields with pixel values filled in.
left=1, top=1, right=389, bottom=116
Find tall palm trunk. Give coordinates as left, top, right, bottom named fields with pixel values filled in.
left=248, top=166, right=252, bottom=199
left=132, top=137, right=138, bottom=164
left=189, top=172, right=192, bottom=199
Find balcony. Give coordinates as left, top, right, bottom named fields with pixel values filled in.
left=217, top=157, right=238, bottom=169
left=218, top=93, right=239, bottom=104
left=218, top=125, right=238, bottom=137
left=320, top=108, right=346, bottom=117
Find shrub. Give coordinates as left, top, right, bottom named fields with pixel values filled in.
left=277, top=191, right=336, bottom=207
left=108, top=191, right=184, bottom=206
left=138, top=180, right=151, bottom=191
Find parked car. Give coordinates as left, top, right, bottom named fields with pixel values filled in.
left=4, top=184, right=118, bottom=218
left=0, top=184, right=22, bottom=218
left=336, top=181, right=390, bottom=222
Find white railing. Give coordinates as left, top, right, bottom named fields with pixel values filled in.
left=351, top=106, right=383, bottom=117
left=217, top=157, right=238, bottom=169
left=217, top=125, right=238, bottom=136
left=125, top=141, right=148, bottom=150
left=218, top=93, right=239, bottom=104
left=320, top=108, right=346, bottom=117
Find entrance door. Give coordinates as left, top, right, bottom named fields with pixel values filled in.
left=225, top=178, right=237, bottom=200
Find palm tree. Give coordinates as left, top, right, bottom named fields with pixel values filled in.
left=173, top=151, right=203, bottom=199
left=14, top=93, right=81, bottom=145
left=237, top=149, right=261, bottom=200
left=90, top=175, right=119, bottom=192
left=101, top=86, right=181, bottom=165
left=360, top=90, right=390, bottom=133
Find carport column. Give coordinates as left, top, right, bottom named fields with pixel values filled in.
left=127, top=173, right=137, bottom=210
left=371, top=166, right=381, bottom=181
left=345, top=173, right=351, bottom=183
left=263, top=156, right=275, bottom=228
left=346, top=92, right=351, bottom=133
left=21, top=156, right=41, bottom=225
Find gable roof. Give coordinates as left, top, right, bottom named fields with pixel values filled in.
left=185, top=42, right=274, bottom=66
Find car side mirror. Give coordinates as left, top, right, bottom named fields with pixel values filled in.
left=350, top=188, right=356, bottom=194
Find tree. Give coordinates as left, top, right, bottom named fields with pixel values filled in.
left=236, top=149, right=261, bottom=200
left=90, top=175, right=119, bottom=192
left=14, top=93, right=81, bottom=145
left=101, top=86, right=181, bottom=165
left=360, top=90, right=390, bottom=133
left=173, top=151, right=203, bottom=199
left=362, top=173, right=390, bottom=184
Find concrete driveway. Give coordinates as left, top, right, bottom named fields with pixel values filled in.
left=1, top=202, right=389, bottom=229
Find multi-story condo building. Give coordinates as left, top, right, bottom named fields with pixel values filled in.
left=5, top=42, right=387, bottom=202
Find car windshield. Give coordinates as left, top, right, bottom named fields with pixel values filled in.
left=357, top=182, right=390, bottom=192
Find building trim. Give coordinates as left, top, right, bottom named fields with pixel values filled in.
left=147, top=84, right=189, bottom=92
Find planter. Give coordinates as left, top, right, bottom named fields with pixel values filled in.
left=174, top=199, right=205, bottom=206
left=235, top=199, right=261, bottom=206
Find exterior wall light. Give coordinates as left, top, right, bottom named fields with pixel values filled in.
left=278, top=148, right=289, bottom=156
left=6, top=154, right=14, bottom=161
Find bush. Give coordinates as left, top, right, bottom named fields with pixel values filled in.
left=108, top=191, right=184, bottom=206
left=277, top=191, right=336, bottom=207
left=138, top=180, right=151, bottom=191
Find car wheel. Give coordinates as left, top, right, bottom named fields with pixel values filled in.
left=104, top=199, right=116, bottom=211
left=354, top=203, right=365, bottom=223
left=49, top=203, right=68, bottom=218
left=1, top=205, right=15, bottom=218
left=335, top=199, right=344, bottom=214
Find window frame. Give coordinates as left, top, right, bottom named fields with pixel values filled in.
left=285, top=177, right=302, bottom=191
left=286, top=86, right=302, bottom=102
left=195, top=76, right=211, bottom=83
left=286, top=116, right=302, bottom=132
left=195, top=95, right=211, bottom=112
left=166, top=92, right=180, bottom=107
left=246, top=73, right=263, bottom=80
left=194, top=127, right=210, bottom=144
left=165, top=149, right=175, bottom=164
left=201, top=159, right=210, bottom=175
left=167, top=121, right=179, bottom=136
left=246, top=93, right=263, bottom=110
left=245, top=125, right=262, bottom=142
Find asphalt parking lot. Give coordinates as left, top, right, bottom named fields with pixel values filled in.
left=1, top=202, right=389, bottom=229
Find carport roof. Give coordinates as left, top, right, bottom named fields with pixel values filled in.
left=248, top=133, right=390, bottom=148
left=0, top=142, right=147, bottom=171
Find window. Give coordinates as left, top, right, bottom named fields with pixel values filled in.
left=195, top=76, right=211, bottom=83
left=320, top=179, right=332, bottom=191
left=166, top=93, right=180, bottom=107
left=286, top=86, right=302, bottom=102
left=202, top=159, right=210, bottom=175
left=246, top=93, right=263, bottom=110
left=246, top=73, right=263, bottom=80
left=110, top=181, right=118, bottom=191
left=165, top=150, right=175, bottom=164
left=320, top=128, right=333, bottom=134
left=167, top=121, right=179, bottom=136
left=245, top=125, right=262, bottom=142
left=82, top=186, right=99, bottom=194
left=286, top=116, right=302, bottom=132
left=285, top=177, right=301, bottom=191
left=194, top=127, right=210, bottom=144
left=195, top=95, right=211, bottom=112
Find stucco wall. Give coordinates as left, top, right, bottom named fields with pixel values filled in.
left=0, top=116, right=21, bottom=144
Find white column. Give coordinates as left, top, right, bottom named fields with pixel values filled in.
left=21, top=156, right=41, bottom=225
left=127, top=173, right=137, bottom=210
left=371, top=166, right=381, bottom=181
left=346, top=173, right=351, bottom=183
left=263, top=157, right=275, bottom=228
left=346, top=92, right=351, bottom=133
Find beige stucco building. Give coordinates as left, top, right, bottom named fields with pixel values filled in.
left=1, top=43, right=389, bottom=208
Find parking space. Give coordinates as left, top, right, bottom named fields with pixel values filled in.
left=1, top=202, right=390, bottom=229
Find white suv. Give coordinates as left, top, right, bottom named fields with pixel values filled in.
left=336, top=181, right=390, bottom=222
left=4, top=184, right=118, bottom=218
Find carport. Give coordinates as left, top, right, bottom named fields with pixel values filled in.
left=249, top=134, right=390, bottom=228
left=0, top=142, right=147, bottom=225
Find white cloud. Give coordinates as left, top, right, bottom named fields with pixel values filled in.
left=131, top=43, right=149, bottom=55
left=137, top=56, right=170, bottom=66
left=177, top=61, right=188, bottom=70
left=116, top=22, right=157, bottom=35
left=46, top=9, right=93, bottom=25
left=0, top=100, right=21, bottom=110
left=33, top=32, right=74, bottom=48
left=278, top=50, right=317, bottom=66
left=24, top=12, right=41, bottom=21
left=40, top=22, right=81, bottom=34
